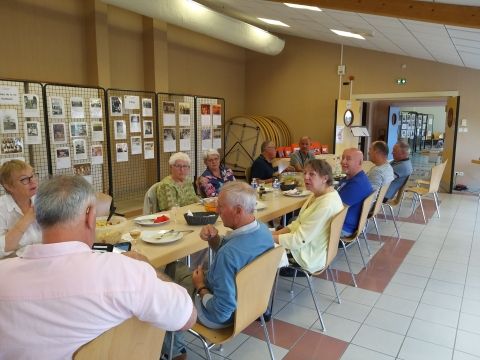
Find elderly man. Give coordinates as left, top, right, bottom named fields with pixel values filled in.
left=163, top=181, right=274, bottom=359
left=0, top=175, right=196, bottom=359
left=290, top=136, right=315, bottom=172
left=385, top=141, right=413, bottom=201
left=367, top=141, right=395, bottom=191
left=251, top=140, right=279, bottom=183
left=337, top=148, right=373, bottom=236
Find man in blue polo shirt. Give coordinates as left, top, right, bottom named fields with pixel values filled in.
left=337, top=148, right=373, bottom=236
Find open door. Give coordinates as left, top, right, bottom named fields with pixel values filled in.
left=387, top=106, right=400, bottom=161
left=334, top=99, right=363, bottom=156
left=441, top=96, right=459, bottom=193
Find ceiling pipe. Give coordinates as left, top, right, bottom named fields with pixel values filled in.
left=101, top=0, right=285, bottom=55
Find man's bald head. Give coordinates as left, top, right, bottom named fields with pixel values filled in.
left=341, top=148, right=364, bottom=178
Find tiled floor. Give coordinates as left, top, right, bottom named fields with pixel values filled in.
left=182, top=192, right=480, bottom=359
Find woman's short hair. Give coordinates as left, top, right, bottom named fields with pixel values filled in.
left=203, top=149, right=220, bottom=162
left=304, top=159, right=333, bottom=186
left=168, top=152, right=191, bottom=166
left=0, top=160, right=31, bottom=188
left=220, top=181, right=256, bottom=214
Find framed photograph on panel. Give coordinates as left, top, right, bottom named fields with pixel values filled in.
left=23, top=94, right=40, bottom=118
left=89, top=98, right=103, bottom=118
left=73, top=139, right=87, bottom=160
left=110, top=96, right=123, bottom=116
left=114, top=120, right=126, bottom=140
left=70, top=122, right=88, bottom=138
left=52, top=123, right=67, bottom=144
left=129, top=114, right=141, bottom=133
left=49, top=96, right=65, bottom=118
left=143, top=120, right=153, bottom=138
left=0, top=109, right=18, bottom=133
left=142, top=98, right=152, bottom=117
left=70, top=97, right=85, bottom=119
left=25, top=121, right=41, bottom=145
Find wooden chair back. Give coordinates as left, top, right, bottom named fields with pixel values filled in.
left=428, top=160, right=448, bottom=193
left=324, top=206, right=349, bottom=268
left=361, top=161, right=375, bottom=173
left=95, top=192, right=112, bottom=217
left=371, top=183, right=391, bottom=217
left=345, top=191, right=376, bottom=240
left=388, top=175, right=411, bottom=207
left=73, top=317, right=165, bottom=360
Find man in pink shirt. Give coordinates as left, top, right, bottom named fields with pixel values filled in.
left=0, top=175, right=196, bottom=359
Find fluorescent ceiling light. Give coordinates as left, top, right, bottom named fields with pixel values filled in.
left=258, top=18, right=290, bottom=27
left=330, top=29, right=365, bottom=40
left=284, top=3, right=321, bottom=11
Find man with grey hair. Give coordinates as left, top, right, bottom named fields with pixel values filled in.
left=162, top=181, right=274, bottom=359
left=384, top=140, right=413, bottom=201
left=0, top=175, right=196, bottom=359
left=367, top=141, right=394, bottom=191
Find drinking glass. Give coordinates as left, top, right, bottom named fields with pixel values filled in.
left=171, top=202, right=179, bottom=226
left=129, top=228, right=141, bottom=252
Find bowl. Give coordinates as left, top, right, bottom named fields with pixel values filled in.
left=184, top=211, right=219, bottom=225
left=203, top=198, right=218, bottom=212
left=280, top=182, right=297, bottom=191
left=95, top=215, right=128, bottom=244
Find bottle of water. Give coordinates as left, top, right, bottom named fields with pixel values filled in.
left=251, top=178, right=258, bottom=190
left=272, top=178, right=280, bottom=197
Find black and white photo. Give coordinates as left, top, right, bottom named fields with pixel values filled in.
left=25, top=121, right=41, bottom=145
left=70, top=122, right=88, bottom=137
left=0, top=109, right=18, bottom=133
left=73, top=138, right=87, bottom=160
left=52, top=123, right=67, bottom=143
left=49, top=96, right=65, bottom=118
left=110, top=96, right=123, bottom=116
left=70, top=97, right=84, bottom=119
left=23, top=94, right=40, bottom=117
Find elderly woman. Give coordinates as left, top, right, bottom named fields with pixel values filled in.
left=272, top=159, right=343, bottom=273
left=156, top=152, right=199, bottom=211
left=198, top=149, right=235, bottom=198
left=0, top=160, right=42, bottom=258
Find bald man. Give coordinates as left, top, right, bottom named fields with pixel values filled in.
left=337, top=148, right=373, bottom=236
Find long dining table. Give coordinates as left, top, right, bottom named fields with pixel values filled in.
left=105, top=191, right=309, bottom=268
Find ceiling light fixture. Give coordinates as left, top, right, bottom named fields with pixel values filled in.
left=284, top=3, right=321, bottom=11
left=258, top=18, right=290, bottom=27
left=330, top=29, right=365, bottom=40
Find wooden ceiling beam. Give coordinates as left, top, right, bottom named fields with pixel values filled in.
left=270, top=0, right=480, bottom=29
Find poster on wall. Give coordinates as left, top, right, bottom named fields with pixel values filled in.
left=91, top=122, right=104, bottom=142
left=212, top=104, right=222, bottom=127
left=144, top=141, right=154, bottom=159
left=0, top=156, right=25, bottom=165
left=131, top=136, right=142, bottom=155
left=116, top=143, right=128, bottom=162
left=73, top=139, right=87, bottom=160
left=162, top=101, right=176, bottom=126
left=201, top=104, right=211, bottom=127
left=56, top=147, right=71, bottom=169
left=49, top=96, right=65, bottom=118
left=23, top=94, right=40, bottom=118
left=335, top=126, right=344, bottom=144
left=70, top=97, right=85, bottom=119
left=89, top=98, right=103, bottom=118
left=179, top=102, right=191, bottom=127
left=0, top=109, right=18, bottom=133
left=52, top=123, right=67, bottom=143
left=73, top=163, right=92, bottom=184
left=179, top=128, right=191, bottom=151
left=143, top=120, right=153, bottom=138
left=70, top=122, right=88, bottom=138
left=201, top=127, right=212, bottom=150
left=213, top=128, right=222, bottom=149
left=91, top=145, right=103, bottom=165
left=0, top=86, right=19, bottom=105
left=25, top=121, right=41, bottom=145
left=124, top=95, right=140, bottom=110
left=110, top=96, right=123, bottom=116
left=129, top=114, right=141, bottom=133
left=1, top=137, right=23, bottom=154
left=114, top=120, right=126, bottom=140
left=142, top=98, right=153, bottom=117
left=163, top=128, right=176, bottom=152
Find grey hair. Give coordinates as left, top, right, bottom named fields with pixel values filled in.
left=220, top=181, right=256, bottom=214
left=396, top=140, right=410, bottom=154
left=35, top=175, right=96, bottom=228
left=168, top=152, right=191, bottom=166
left=203, top=149, right=220, bottom=161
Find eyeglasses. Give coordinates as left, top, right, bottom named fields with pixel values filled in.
left=172, top=164, right=190, bottom=170
left=19, top=173, right=38, bottom=185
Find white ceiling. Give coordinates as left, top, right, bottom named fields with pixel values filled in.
left=197, top=0, right=480, bottom=70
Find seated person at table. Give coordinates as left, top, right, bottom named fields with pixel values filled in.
left=251, top=140, right=294, bottom=183
left=290, top=136, right=315, bottom=172
left=367, top=141, right=394, bottom=191
left=0, top=160, right=42, bottom=258
left=384, top=141, right=413, bottom=201
left=337, top=148, right=374, bottom=236
left=272, top=159, right=343, bottom=273
left=157, top=152, right=199, bottom=211
left=197, top=149, right=235, bottom=197
left=162, top=181, right=274, bottom=359
left=0, top=175, right=196, bottom=359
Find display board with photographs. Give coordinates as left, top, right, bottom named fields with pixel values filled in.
left=0, top=80, right=48, bottom=196
left=45, top=84, right=108, bottom=192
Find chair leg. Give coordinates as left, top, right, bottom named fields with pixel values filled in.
left=341, top=242, right=357, bottom=287
left=373, top=216, right=380, bottom=240
left=305, top=273, right=325, bottom=332
left=169, top=332, right=175, bottom=360
left=362, top=229, right=371, bottom=255
left=289, top=269, right=297, bottom=294
left=259, top=315, right=276, bottom=360
left=417, top=195, right=426, bottom=223
left=270, top=269, right=280, bottom=315
left=397, top=192, right=406, bottom=217
left=386, top=204, right=400, bottom=238
left=433, top=192, right=441, bottom=218
left=327, top=267, right=341, bottom=304
left=188, top=328, right=213, bottom=360
left=381, top=205, right=387, bottom=222
left=356, top=238, right=367, bottom=267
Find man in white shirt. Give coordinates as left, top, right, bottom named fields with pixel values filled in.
left=0, top=175, right=196, bottom=359
left=367, top=141, right=395, bottom=191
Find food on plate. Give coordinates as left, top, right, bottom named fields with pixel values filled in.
left=153, top=215, right=170, bottom=223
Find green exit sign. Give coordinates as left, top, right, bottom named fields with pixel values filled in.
left=396, top=78, right=407, bottom=85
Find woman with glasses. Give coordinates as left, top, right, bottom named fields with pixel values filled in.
left=197, top=149, right=235, bottom=198
left=156, top=152, right=199, bottom=211
left=0, top=160, right=42, bottom=258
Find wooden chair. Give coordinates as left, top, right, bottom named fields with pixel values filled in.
left=339, top=191, right=377, bottom=287
left=283, top=207, right=349, bottom=332
left=361, top=160, right=375, bottom=173
left=73, top=317, right=165, bottom=360
left=366, top=182, right=391, bottom=247
left=143, top=183, right=159, bottom=215
left=382, top=175, right=411, bottom=238
left=400, top=160, right=447, bottom=223
left=187, top=246, right=284, bottom=360
left=95, top=192, right=113, bottom=217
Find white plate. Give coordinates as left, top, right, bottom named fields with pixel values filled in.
left=255, top=201, right=267, bottom=210
left=141, top=230, right=183, bottom=244
left=283, top=190, right=311, bottom=197
left=134, top=214, right=170, bottom=226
